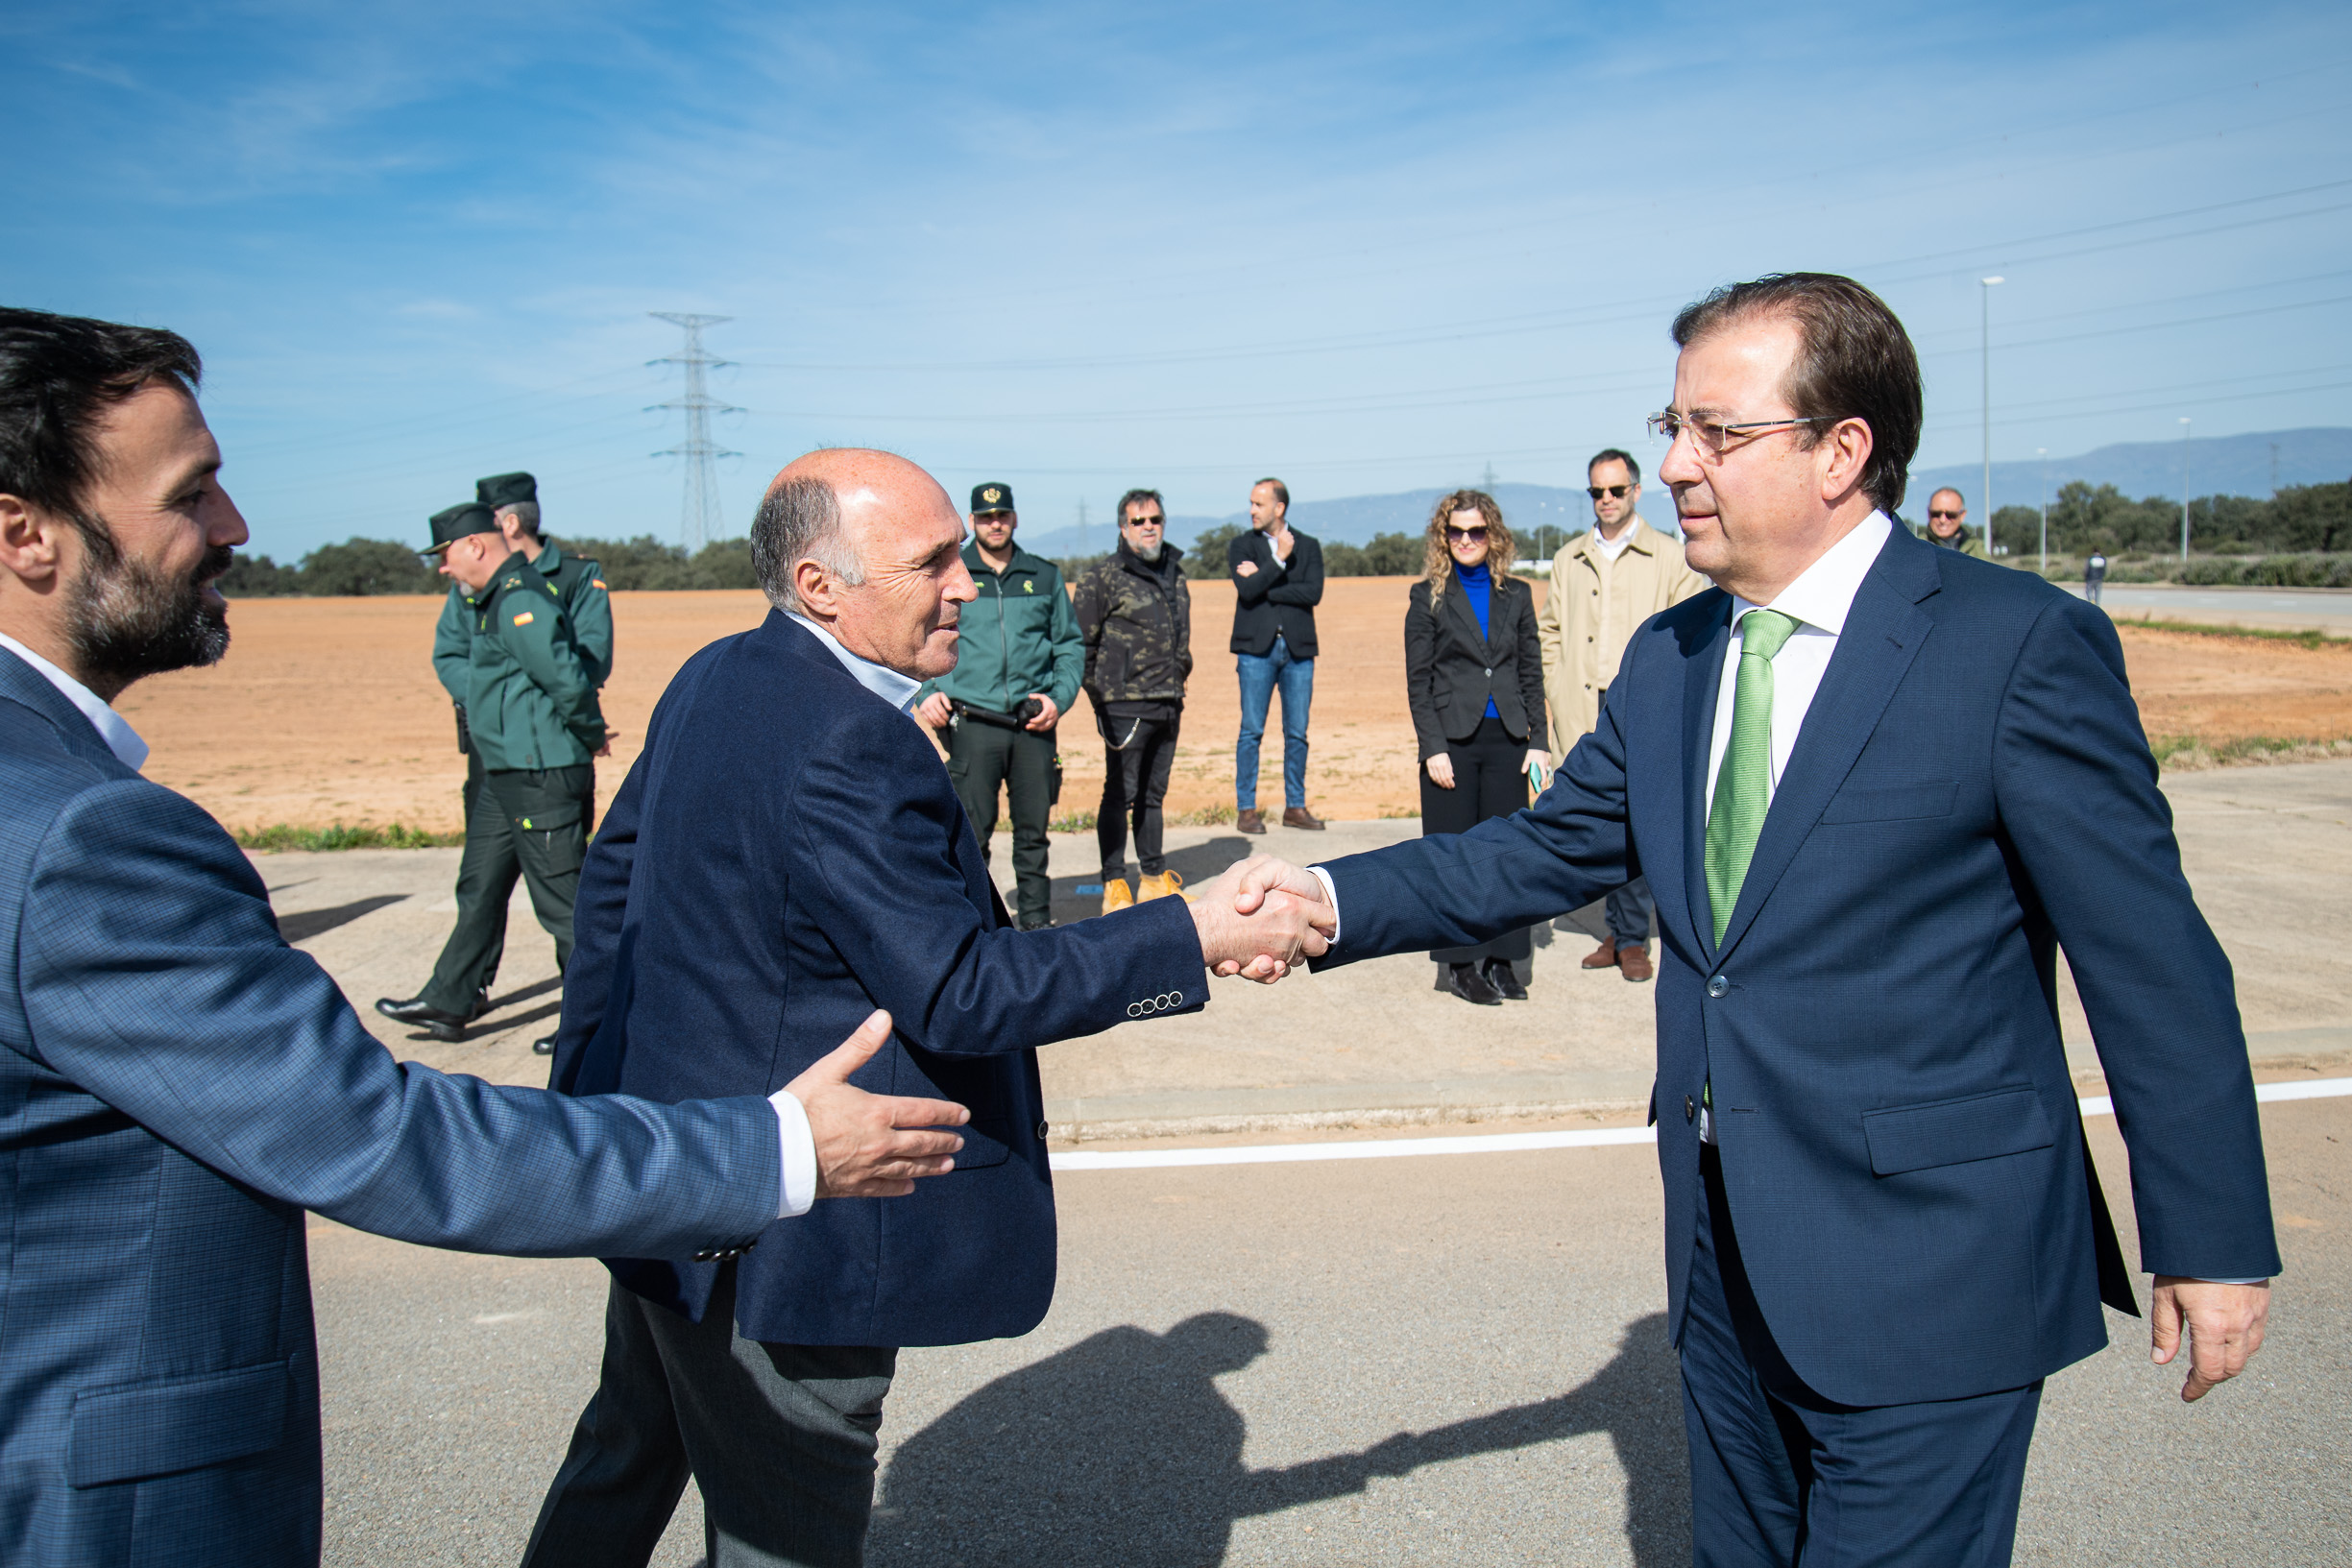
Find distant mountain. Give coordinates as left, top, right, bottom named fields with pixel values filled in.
left=1908, top=426, right=2351, bottom=515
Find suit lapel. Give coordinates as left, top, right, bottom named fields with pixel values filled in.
left=0, top=648, right=121, bottom=769
left=1711, top=536, right=1939, bottom=964
left=1675, top=596, right=1732, bottom=961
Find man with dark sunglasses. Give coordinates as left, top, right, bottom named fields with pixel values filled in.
left=1535, top=446, right=1706, bottom=980
left=1923, top=487, right=1988, bottom=558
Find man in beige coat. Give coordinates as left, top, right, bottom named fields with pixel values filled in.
left=1536, top=446, right=1707, bottom=980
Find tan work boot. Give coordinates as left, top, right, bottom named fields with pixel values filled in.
left=1135, top=870, right=1195, bottom=904
left=1101, top=878, right=1134, bottom=915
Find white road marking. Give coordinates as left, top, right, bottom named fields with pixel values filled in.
left=1051, top=1078, right=2352, bottom=1171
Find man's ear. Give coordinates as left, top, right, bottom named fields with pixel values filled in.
left=1818, top=417, right=1875, bottom=506
left=0, top=494, right=66, bottom=587
left=792, top=557, right=837, bottom=617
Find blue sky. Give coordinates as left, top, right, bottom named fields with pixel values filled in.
left=9, top=1, right=2351, bottom=559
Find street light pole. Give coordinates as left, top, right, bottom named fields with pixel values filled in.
left=1981, top=277, right=2003, bottom=548
left=2179, top=417, right=2192, bottom=561
left=2037, top=446, right=2049, bottom=575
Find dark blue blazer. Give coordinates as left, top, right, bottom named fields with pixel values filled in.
left=0, top=649, right=783, bottom=1567
left=1315, top=526, right=2279, bottom=1405
left=551, top=611, right=1206, bottom=1348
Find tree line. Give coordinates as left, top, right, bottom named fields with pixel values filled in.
left=1979, top=478, right=2349, bottom=558
left=217, top=535, right=761, bottom=596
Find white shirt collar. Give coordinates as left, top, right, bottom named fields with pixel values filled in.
left=1727, top=510, right=1893, bottom=638
left=0, top=631, right=150, bottom=770
left=787, top=613, right=923, bottom=713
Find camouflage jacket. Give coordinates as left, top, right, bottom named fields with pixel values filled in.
left=1074, top=541, right=1192, bottom=705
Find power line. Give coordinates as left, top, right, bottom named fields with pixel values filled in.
left=648, top=313, right=741, bottom=551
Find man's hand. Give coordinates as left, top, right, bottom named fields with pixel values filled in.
left=916, top=691, right=955, bottom=731
left=1234, top=560, right=1259, bottom=578
left=785, top=1010, right=969, bottom=1198
left=2151, top=1277, right=2270, bottom=1401
left=1189, top=861, right=1333, bottom=982
left=1024, top=692, right=1059, bottom=732
left=1425, top=753, right=1456, bottom=789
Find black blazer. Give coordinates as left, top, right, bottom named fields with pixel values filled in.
left=1404, top=567, right=1546, bottom=757
left=1227, top=527, right=1323, bottom=656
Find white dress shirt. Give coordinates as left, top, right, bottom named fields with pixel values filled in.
left=788, top=613, right=924, bottom=715
left=1589, top=521, right=1637, bottom=563
left=0, top=631, right=823, bottom=1220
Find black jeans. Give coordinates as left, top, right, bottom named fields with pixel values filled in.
left=422, top=762, right=594, bottom=1015
left=1098, top=710, right=1181, bottom=879
left=1420, top=714, right=1532, bottom=965
left=946, top=716, right=1058, bottom=928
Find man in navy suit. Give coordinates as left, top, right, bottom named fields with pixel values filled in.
left=524, top=448, right=1326, bottom=1565
left=0, top=309, right=976, bottom=1567
left=1228, top=275, right=2277, bottom=1565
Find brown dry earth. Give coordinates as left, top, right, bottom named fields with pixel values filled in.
left=124, top=582, right=2352, bottom=834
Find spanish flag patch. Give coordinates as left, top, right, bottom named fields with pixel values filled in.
left=592, top=578, right=607, bottom=590
left=512, top=610, right=535, bottom=626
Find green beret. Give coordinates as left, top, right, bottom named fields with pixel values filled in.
left=424, top=501, right=498, bottom=555
left=475, top=471, right=537, bottom=509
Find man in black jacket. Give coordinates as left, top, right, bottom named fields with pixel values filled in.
left=1074, top=490, right=1192, bottom=913
left=1228, top=476, right=1325, bottom=833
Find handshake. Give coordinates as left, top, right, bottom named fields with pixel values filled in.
left=1183, top=855, right=1335, bottom=983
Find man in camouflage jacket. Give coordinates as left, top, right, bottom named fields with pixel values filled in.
left=1072, top=489, right=1192, bottom=911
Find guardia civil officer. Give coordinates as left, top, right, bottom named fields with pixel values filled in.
left=377, top=497, right=608, bottom=1052
left=913, top=482, right=1083, bottom=929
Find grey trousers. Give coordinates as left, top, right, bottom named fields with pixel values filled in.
left=1606, top=876, right=1657, bottom=946
left=522, top=1266, right=897, bottom=1568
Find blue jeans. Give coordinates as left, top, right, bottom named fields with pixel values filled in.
left=1235, top=635, right=1314, bottom=810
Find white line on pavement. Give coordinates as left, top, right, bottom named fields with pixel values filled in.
left=1051, top=1077, right=2352, bottom=1171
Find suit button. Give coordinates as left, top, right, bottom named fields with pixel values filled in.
left=1684, top=1096, right=1696, bottom=1122
left=1707, top=975, right=1729, bottom=998
left=1484, top=667, right=1492, bottom=677
left=1036, top=1121, right=1051, bottom=1140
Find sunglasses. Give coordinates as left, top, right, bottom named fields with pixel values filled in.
left=1445, top=525, right=1490, bottom=542
left=1928, top=509, right=1963, bottom=519
left=1588, top=484, right=1631, bottom=499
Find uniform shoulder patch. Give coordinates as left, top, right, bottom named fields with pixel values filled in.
left=591, top=578, right=608, bottom=590
left=512, top=610, right=536, bottom=626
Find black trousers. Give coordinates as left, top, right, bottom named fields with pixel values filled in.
left=1420, top=714, right=1532, bottom=965
left=946, top=716, right=1057, bottom=929
left=421, top=761, right=594, bottom=1015
left=1098, top=711, right=1180, bottom=879
left=524, top=1267, right=897, bottom=1568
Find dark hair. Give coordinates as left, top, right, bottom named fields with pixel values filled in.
left=1117, top=488, right=1166, bottom=524
left=0, top=308, right=203, bottom=521
left=750, top=475, right=856, bottom=610
left=1669, top=273, right=1921, bottom=515
left=1254, top=477, right=1289, bottom=509
left=1588, top=447, right=1640, bottom=484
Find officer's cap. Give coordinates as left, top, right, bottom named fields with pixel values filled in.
left=476, top=471, right=538, bottom=510
left=423, top=501, right=499, bottom=555
left=970, top=482, right=1015, bottom=516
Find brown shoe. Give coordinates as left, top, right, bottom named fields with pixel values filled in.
left=1617, top=943, right=1654, bottom=983
left=1581, top=937, right=1620, bottom=970
left=1281, top=807, right=1326, bottom=831
left=1237, top=808, right=1267, bottom=834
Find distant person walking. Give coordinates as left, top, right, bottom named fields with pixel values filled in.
left=1076, top=490, right=1193, bottom=912
left=1229, top=476, right=1325, bottom=834
left=1536, top=447, right=1707, bottom=982
left=377, top=487, right=609, bottom=1053
left=1923, top=486, right=1988, bottom=557
left=915, top=482, right=1083, bottom=931
left=1406, top=489, right=1547, bottom=1004
left=2085, top=549, right=2108, bottom=604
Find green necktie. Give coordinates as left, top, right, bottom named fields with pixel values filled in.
left=1705, top=608, right=1800, bottom=947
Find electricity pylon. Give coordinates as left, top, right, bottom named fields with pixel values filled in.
left=648, top=312, right=741, bottom=551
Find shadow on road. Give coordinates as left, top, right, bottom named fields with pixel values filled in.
left=865, top=1311, right=1687, bottom=1567
left=276, top=894, right=407, bottom=945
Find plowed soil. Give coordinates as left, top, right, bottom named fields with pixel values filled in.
left=120, top=582, right=2352, bottom=834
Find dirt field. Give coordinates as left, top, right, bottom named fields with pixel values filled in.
left=123, top=580, right=2352, bottom=835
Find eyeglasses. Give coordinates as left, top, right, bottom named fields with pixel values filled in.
left=1126, top=515, right=1164, bottom=527
left=1445, top=525, right=1490, bottom=542
left=1928, top=509, right=1963, bottom=520
left=1587, top=484, right=1631, bottom=499
left=1646, top=410, right=1825, bottom=455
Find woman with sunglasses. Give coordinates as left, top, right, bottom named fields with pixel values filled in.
left=1403, top=489, right=1549, bottom=1004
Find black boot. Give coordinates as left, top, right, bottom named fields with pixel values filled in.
left=1482, top=957, right=1529, bottom=1001
left=1444, top=962, right=1503, bottom=1005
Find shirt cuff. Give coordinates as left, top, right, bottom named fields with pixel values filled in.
left=768, top=1087, right=818, bottom=1218
left=2187, top=1277, right=2269, bottom=1286
left=1307, top=865, right=1341, bottom=947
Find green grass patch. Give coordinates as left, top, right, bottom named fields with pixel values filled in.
left=2148, top=735, right=2352, bottom=772
left=2113, top=616, right=2350, bottom=648
left=236, top=821, right=463, bottom=852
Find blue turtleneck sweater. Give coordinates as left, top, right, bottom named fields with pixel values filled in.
left=1456, top=560, right=1499, bottom=720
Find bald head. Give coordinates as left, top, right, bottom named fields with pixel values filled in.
left=750, top=446, right=975, bottom=680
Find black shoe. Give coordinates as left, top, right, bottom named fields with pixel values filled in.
left=532, top=1035, right=558, bottom=1056
left=1018, top=917, right=1057, bottom=931
left=1482, top=958, right=1529, bottom=1001
left=1444, top=962, right=1503, bottom=1005
left=376, top=996, right=472, bottom=1041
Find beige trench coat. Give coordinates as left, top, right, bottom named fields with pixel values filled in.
left=1536, top=519, right=1710, bottom=759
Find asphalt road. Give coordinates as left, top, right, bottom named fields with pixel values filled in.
left=313, top=1094, right=2350, bottom=1566
left=2070, top=582, right=2352, bottom=633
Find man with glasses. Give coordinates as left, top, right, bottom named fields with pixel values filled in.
left=1923, top=486, right=1988, bottom=557
left=1536, top=447, right=1705, bottom=982
left=1075, top=490, right=1193, bottom=911
left=1224, top=272, right=2276, bottom=1566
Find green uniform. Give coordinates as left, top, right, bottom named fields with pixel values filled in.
left=915, top=543, right=1085, bottom=929
left=1926, top=526, right=1989, bottom=560
left=419, top=545, right=611, bottom=1017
